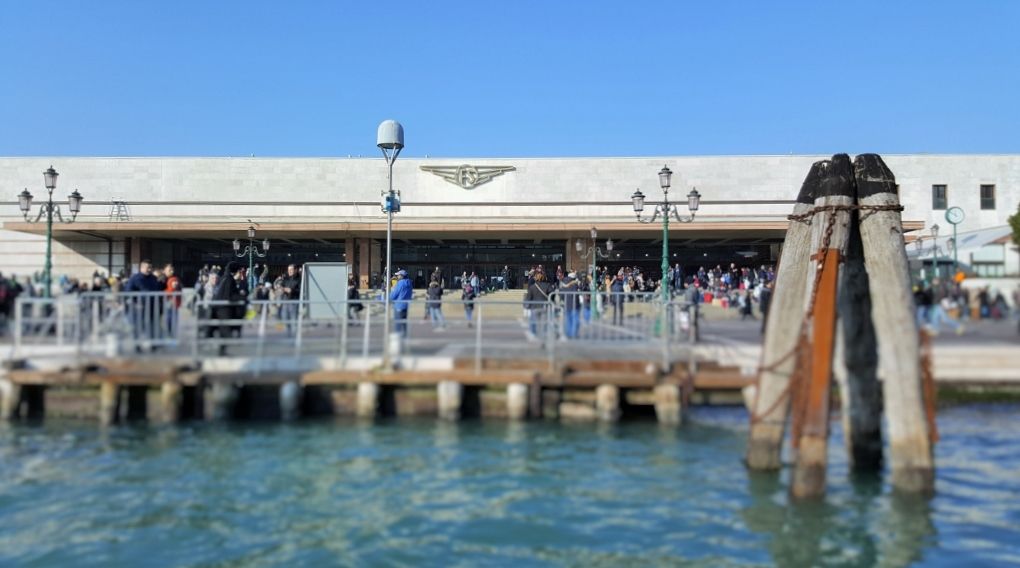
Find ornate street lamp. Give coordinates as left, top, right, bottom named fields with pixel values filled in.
left=630, top=165, right=700, bottom=308
left=17, top=166, right=85, bottom=297
left=576, top=226, right=613, bottom=320
left=931, top=223, right=940, bottom=282
left=377, top=119, right=404, bottom=367
left=234, top=221, right=269, bottom=291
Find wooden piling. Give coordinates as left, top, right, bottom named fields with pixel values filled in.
left=791, top=153, right=855, bottom=499
left=595, top=384, right=620, bottom=422
left=0, top=380, right=20, bottom=420
left=506, top=383, right=529, bottom=420
left=356, top=382, right=380, bottom=418
left=99, top=381, right=120, bottom=426
left=654, top=384, right=682, bottom=425
left=837, top=210, right=883, bottom=471
left=747, top=160, right=824, bottom=470
left=854, top=154, right=934, bottom=493
left=161, top=381, right=183, bottom=423
left=437, top=381, right=463, bottom=421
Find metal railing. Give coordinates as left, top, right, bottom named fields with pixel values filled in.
left=9, top=289, right=700, bottom=372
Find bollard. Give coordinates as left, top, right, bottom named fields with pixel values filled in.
left=356, top=382, right=380, bottom=418
left=654, top=384, right=682, bottom=425
left=595, top=384, right=621, bottom=422
left=0, top=379, right=20, bottom=420
left=279, top=380, right=302, bottom=421
left=207, top=382, right=238, bottom=421
left=437, top=381, right=463, bottom=421
left=388, top=332, right=403, bottom=367
left=506, top=383, right=529, bottom=420
left=161, top=381, right=183, bottom=423
left=99, top=381, right=120, bottom=426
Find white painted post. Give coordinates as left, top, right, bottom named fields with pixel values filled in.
left=356, top=382, right=379, bottom=418
left=596, top=384, right=621, bottom=422
left=279, top=380, right=302, bottom=421
left=507, top=383, right=529, bottom=420
left=437, top=380, right=463, bottom=421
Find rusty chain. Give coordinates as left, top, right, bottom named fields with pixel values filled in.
left=749, top=201, right=904, bottom=426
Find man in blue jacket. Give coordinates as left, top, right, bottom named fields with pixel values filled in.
left=123, top=259, right=164, bottom=350
left=390, top=269, right=413, bottom=337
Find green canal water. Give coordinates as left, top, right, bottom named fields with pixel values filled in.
left=0, top=405, right=1018, bottom=567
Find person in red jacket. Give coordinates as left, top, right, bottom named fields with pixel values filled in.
left=164, top=264, right=182, bottom=338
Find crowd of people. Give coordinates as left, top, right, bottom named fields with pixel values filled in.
left=4, top=259, right=1020, bottom=344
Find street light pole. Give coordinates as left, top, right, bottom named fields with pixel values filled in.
left=631, top=165, right=701, bottom=334
left=233, top=223, right=269, bottom=291
left=931, top=223, right=940, bottom=282
left=17, top=166, right=84, bottom=298
left=577, top=227, right=613, bottom=321
left=377, top=120, right=404, bottom=368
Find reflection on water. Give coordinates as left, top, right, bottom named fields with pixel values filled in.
left=0, top=405, right=1018, bottom=566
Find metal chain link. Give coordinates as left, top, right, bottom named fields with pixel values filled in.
left=750, top=201, right=903, bottom=424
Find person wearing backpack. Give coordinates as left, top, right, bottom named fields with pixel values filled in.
left=524, top=272, right=555, bottom=340
left=461, top=279, right=476, bottom=328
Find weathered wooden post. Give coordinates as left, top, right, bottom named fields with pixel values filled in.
left=746, top=160, right=824, bottom=470
left=506, top=383, right=529, bottom=420
left=437, top=380, right=463, bottom=421
left=654, top=384, right=682, bottom=425
left=837, top=210, right=883, bottom=471
left=356, top=382, right=380, bottom=418
left=595, top=384, right=620, bottom=422
left=791, top=153, right=854, bottom=499
left=854, top=153, right=934, bottom=493
left=0, top=368, right=20, bottom=420
left=99, top=381, right=120, bottom=426
left=161, top=381, right=183, bottom=423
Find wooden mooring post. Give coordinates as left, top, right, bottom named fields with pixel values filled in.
left=748, top=152, right=935, bottom=497
left=746, top=160, right=823, bottom=470
left=790, top=153, right=854, bottom=499
left=854, top=154, right=934, bottom=493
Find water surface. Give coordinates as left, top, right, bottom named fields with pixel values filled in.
left=1, top=405, right=1018, bottom=567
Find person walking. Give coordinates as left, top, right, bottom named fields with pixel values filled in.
left=426, top=278, right=446, bottom=331
left=390, top=269, right=413, bottom=337
left=524, top=272, right=555, bottom=340
left=279, top=264, right=302, bottom=337
left=759, top=280, right=773, bottom=334
left=559, top=271, right=581, bottom=339
left=163, top=263, right=182, bottom=339
left=461, top=277, right=477, bottom=328
left=211, top=262, right=246, bottom=355
left=610, top=271, right=626, bottom=326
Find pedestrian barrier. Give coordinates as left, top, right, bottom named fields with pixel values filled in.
left=10, top=290, right=700, bottom=372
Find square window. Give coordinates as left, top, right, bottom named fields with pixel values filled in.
left=980, top=185, right=996, bottom=210
left=932, top=185, right=947, bottom=210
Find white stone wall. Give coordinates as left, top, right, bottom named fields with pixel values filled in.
left=1, top=154, right=1017, bottom=279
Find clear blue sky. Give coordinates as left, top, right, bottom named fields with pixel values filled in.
left=1, top=1, right=1018, bottom=157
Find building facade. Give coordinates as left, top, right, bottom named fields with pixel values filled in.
left=1, top=154, right=1017, bottom=288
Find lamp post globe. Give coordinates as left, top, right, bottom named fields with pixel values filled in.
left=658, top=165, right=672, bottom=192
left=631, top=189, right=646, bottom=215
left=377, top=119, right=405, bottom=369
left=43, top=166, right=58, bottom=190
left=18, top=189, right=32, bottom=213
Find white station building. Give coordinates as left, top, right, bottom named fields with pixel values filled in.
left=1, top=154, right=1017, bottom=288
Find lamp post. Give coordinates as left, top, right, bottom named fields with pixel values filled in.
left=944, top=206, right=965, bottom=279
left=233, top=222, right=269, bottom=291
left=931, top=223, right=940, bottom=282
left=575, top=227, right=613, bottom=320
left=17, top=166, right=84, bottom=298
left=377, top=119, right=404, bottom=367
left=630, top=165, right=700, bottom=309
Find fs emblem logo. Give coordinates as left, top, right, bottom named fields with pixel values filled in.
left=420, top=164, right=516, bottom=189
